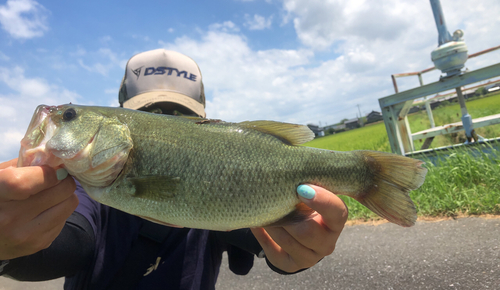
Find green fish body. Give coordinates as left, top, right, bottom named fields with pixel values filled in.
left=18, top=104, right=427, bottom=230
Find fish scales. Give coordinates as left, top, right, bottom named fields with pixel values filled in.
left=18, top=104, right=427, bottom=230
left=112, top=110, right=366, bottom=230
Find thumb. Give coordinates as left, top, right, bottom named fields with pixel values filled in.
left=297, top=184, right=348, bottom=231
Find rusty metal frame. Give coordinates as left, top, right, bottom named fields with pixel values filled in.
left=391, top=45, right=500, bottom=93
left=379, top=62, right=500, bottom=155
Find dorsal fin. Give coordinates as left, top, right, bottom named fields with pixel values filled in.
left=179, top=116, right=315, bottom=145
left=239, top=120, right=315, bottom=145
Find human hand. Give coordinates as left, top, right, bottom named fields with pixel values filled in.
left=251, top=184, right=348, bottom=273
left=0, top=158, right=78, bottom=260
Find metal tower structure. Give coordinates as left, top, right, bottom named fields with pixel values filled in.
left=378, top=0, right=500, bottom=158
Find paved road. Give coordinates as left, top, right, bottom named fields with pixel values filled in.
left=1, top=217, right=499, bottom=290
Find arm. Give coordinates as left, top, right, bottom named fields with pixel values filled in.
left=251, top=184, right=348, bottom=273
left=0, top=158, right=92, bottom=280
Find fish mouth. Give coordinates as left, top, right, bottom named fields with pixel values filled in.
left=18, top=105, right=63, bottom=168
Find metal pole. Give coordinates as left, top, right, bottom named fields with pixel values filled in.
left=391, top=75, right=399, bottom=93
left=430, top=0, right=452, bottom=45
left=417, top=72, right=436, bottom=128
left=357, top=104, right=364, bottom=127
left=424, top=101, right=435, bottom=128
left=455, top=87, right=478, bottom=142
left=456, top=87, right=468, bottom=116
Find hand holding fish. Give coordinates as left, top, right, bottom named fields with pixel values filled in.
left=251, top=185, right=347, bottom=273
left=0, top=159, right=78, bottom=260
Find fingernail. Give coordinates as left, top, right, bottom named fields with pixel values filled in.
left=297, top=184, right=315, bottom=199
left=56, top=168, right=68, bottom=180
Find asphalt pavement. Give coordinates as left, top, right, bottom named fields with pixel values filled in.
left=1, top=216, right=498, bottom=290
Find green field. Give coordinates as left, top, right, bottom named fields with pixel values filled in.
left=304, top=93, right=500, bottom=221
left=307, top=92, right=500, bottom=152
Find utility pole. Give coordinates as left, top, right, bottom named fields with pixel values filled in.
left=357, top=104, right=364, bottom=127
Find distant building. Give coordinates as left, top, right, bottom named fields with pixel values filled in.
left=365, top=111, right=383, bottom=124
left=485, top=83, right=500, bottom=93
left=344, top=118, right=360, bottom=130
left=408, top=106, right=421, bottom=114
left=307, top=124, right=324, bottom=137
left=334, top=124, right=346, bottom=131
left=323, top=124, right=336, bottom=131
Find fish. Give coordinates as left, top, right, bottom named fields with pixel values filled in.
left=18, top=104, right=427, bottom=230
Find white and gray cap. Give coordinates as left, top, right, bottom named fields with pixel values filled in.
left=119, top=49, right=206, bottom=117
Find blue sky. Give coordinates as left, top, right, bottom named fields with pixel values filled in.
left=1, top=0, right=500, bottom=161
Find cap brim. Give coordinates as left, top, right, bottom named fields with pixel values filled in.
left=123, top=91, right=206, bottom=117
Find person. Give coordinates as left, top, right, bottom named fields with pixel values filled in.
left=0, top=49, right=348, bottom=289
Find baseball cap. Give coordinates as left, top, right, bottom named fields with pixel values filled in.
left=119, top=49, right=206, bottom=117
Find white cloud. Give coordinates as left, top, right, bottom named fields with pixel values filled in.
left=100, top=35, right=112, bottom=43
left=244, top=14, right=272, bottom=30
left=281, top=0, right=418, bottom=51
left=161, top=30, right=361, bottom=124
left=0, top=66, right=81, bottom=161
left=77, top=48, right=126, bottom=76
left=70, top=47, right=86, bottom=57
left=208, top=21, right=240, bottom=33
left=0, top=51, right=9, bottom=61
left=0, top=0, right=49, bottom=39
left=131, top=34, right=151, bottom=42
left=280, top=0, right=500, bottom=84
left=105, top=88, right=116, bottom=94
left=3, top=0, right=498, bottom=163
left=157, top=0, right=500, bottom=129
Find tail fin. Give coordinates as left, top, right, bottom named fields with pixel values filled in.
left=355, top=151, right=427, bottom=227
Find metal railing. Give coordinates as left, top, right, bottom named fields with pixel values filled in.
left=378, top=45, right=500, bottom=156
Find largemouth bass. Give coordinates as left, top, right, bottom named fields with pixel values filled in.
left=18, top=104, right=427, bottom=230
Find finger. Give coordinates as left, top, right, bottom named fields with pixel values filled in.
left=265, top=227, right=322, bottom=268
left=28, top=191, right=79, bottom=237
left=1, top=177, right=77, bottom=224
left=2, top=194, right=77, bottom=260
left=0, top=166, right=66, bottom=201
left=0, top=176, right=75, bottom=227
left=251, top=227, right=320, bottom=272
left=251, top=227, right=289, bottom=263
left=251, top=227, right=279, bottom=255
left=297, top=184, right=348, bottom=232
left=280, top=217, right=336, bottom=256
left=0, top=158, right=18, bottom=169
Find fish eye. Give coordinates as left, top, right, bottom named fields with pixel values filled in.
left=63, top=108, right=77, bottom=121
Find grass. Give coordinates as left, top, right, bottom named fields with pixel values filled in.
left=303, top=93, right=500, bottom=221
left=411, top=92, right=500, bottom=149
left=306, top=124, right=392, bottom=152
left=333, top=146, right=500, bottom=222
left=414, top=146, right=500, bottom=217
left=307, top=92, right=500, bottom=153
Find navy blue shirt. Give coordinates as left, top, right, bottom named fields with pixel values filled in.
left=64, top=183, right=237, bottom=290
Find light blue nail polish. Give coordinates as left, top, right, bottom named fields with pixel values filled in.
left=297, top=184, right=315, bottom=199
left=56, top=168, right=68, bottom=180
